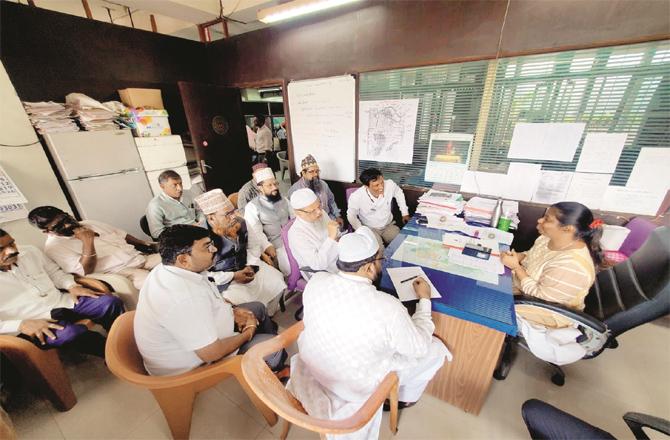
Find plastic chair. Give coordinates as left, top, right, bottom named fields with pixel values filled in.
left=281, top=218, right=307, bottom=320
left=105, top=311, right=277, bottom=439
left=277, top=151, right=289, bottom=181
left=139, top=215, right=152, bottom=239
left=496, top=226, right=670, bottom=386
left=228, top=192, right=239, bottom=209
left=241, top=322, right=399, bottom=440
left=619, top=217, right=657, bottom=256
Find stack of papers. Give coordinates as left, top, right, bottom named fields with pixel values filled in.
left=23, top=101, right=79, bottom=134
left=66, top=93, right=122, bottom=131
left=416, top=189, right=464, bottom=217
left=464, top=197, right=519, bottom=228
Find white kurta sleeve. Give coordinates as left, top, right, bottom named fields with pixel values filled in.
left=208, top=271, right=235, bottom=286
left=0, top=319, right=23, bottom=334
left=390, top=180, right=409, bottom=217
left=244, top=203, right=272, bottom=251
left=44, top=242, right=86, bottom=276
left=40, top=251, right=77, bottom=290
left=387, top=298, right=434, bottom=360
left=346, top=192, right=363, bottom=230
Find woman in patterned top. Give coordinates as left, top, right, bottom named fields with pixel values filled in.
left=501, top=202, right=604, bottom=325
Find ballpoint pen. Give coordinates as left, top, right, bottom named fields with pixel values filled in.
left=400, top=275, right=419, bottom=283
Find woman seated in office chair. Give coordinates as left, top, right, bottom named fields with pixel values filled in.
left=500, top=202, right=604, bottom=364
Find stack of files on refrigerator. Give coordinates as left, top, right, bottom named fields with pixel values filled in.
left=23, top=101, right=79, bottom=134
left=464, top=197, right=520, bottom=228
left=66, top=93, right=121, bottom=131
left=416, top=189, right=464, bottom=217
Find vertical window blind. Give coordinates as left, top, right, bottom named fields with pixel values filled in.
left=358, top=40, right=670, bottom=188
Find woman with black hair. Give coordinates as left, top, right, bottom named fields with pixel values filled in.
left=501, top=202, right=604, bottom=321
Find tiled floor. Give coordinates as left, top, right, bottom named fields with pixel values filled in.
left=5, top=299, right=670, bottom=440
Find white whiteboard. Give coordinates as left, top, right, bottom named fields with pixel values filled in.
left=287, top=75, right=356, bottom=182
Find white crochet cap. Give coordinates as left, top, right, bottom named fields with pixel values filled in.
left=338, top=226, right=379, bottom=263
left=290, top=188, right=318, bottom=210
left=194, top=189, right=233, bottom=215
left=254, top=167, right=275, bottom=184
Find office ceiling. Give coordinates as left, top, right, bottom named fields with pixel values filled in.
left=9, top=0, right=279, bottom=41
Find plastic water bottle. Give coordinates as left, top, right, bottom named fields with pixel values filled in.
left=497, top=210, right=512, bottom=232
left=490, top=198, right=503, bottom=228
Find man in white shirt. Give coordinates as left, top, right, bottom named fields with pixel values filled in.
left=287, top=226, right=450, bottom=439
left=243, top=167, right=293, bottom=276
left=347, top=168, right=410, bottom=248
left=145, top=169, right=205, bottom=238
left=287, top=188, right=339, bottom=279
left=134, top=225, right=285, bottom=376
left=195, top=189, right=287, bottom=315
left=28, top=206, right=161, bottom=294
left=252, top=115, right=273, bottom=159
left=287, top=154, right=343, bottom=225
left=0, top=228, right=123, bottom=356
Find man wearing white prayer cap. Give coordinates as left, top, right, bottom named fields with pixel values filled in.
left=287, top=226, right=451, bottom=440
left=243, top=168, right=293, bottom=276
left=195, top=189, right=287, bottom=315
left=287, top=188, right=340, bottom=280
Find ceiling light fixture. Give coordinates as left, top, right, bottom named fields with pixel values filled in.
left=257, top=0, right=361, bottom=24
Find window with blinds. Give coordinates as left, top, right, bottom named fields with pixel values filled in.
left=358, top=40, right=670, bottom=188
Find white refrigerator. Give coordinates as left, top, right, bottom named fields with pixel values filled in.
left=133, top=135, right=192, bottom=196
left=43, top=130, right=153, bottom=239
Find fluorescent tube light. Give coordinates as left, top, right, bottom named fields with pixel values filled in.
left=258, top=0, right=361, bottom=24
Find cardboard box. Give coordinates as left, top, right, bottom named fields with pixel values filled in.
left=118, top=88, right=164, bottom=109
left=132, top=109, right=172, bottom=137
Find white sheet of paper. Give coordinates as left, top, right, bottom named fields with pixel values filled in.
left=387, top=266, right=441, bottom=302
left=576, top=133, right=627, bottom=173
left=508, top=123, right=585, bottom=162
left=626, top=148, right=670, bottom=192
left=0, top=164, right=28, bottom=205
left=504, top=162, right=542, bottom=201
left=460, top=171, right=507, bottom=197
left=565, top=173, right=612, bottom=209
left=532, top=171, right=574, bottom=204
left=358, top=99, right=419, bottom=164
left=601, top=186, right=666, bottom=215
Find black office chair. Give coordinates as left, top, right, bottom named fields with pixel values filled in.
left=496, top=226, right=670, bottom=386
left=521, top=399, right=670, bottom=440
left=139, top=215, right=153, bottom=239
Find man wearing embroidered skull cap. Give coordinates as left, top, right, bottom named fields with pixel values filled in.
left=195, top=189, right=287, bottom=316
left=288, top=154, right=343, bottom=226
left=287, top=188, right=340, bottom=280
left=243, top=167, right=293, bottom=276
left=287, top=226, right=451, bottom=439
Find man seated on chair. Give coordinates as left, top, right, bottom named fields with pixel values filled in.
left=287, top=226, right=450, bottom=439
left=28, top=206, right=160, bottom=291
left=287, top=188, right=340, bottom=280
left=195, top=189, right=287, bottom=316
left=287, top=154, right=343, bottom=226
left=145, top=169, right=205, bottom=239
left=237, top=163, right=271, bottom=211
left=0, top=228, right=123, bottom=357
left=134, top=225, right=285, bottom=376
left=347, top=168, right=410, bottom=248
left=243, top=167, right=293, bottom=276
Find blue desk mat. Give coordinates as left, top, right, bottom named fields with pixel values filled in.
left=380, top=218, right=518, bottom=336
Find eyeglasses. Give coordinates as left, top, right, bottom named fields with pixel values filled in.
left=304, top=168, right=320, bottom=175
left=297, top=207, right=321, bottom=215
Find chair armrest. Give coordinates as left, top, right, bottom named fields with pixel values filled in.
left=515, top=295, right=607, bottom=333
left=87, top=273, right=138, bottom=310
left=623, top=412, right=670, bottom=439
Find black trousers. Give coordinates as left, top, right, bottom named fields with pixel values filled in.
left=235, top=302, right=286, bottom=371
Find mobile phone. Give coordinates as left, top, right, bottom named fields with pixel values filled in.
left=249, top=265, right=260, bottom=273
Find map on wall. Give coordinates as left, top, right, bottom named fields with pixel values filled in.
left=358, top=99, right=419, bottom=164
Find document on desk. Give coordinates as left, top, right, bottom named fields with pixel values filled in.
left=387, top=266, right=441, bottom=301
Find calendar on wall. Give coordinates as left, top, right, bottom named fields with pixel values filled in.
left=0, top=163, right=28, bottom=223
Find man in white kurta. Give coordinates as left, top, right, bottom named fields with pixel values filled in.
left=243, top=167, right=293, bottom=276
left=287, top=188, right=339, bottom=279
left=347, top=168, right=410, bottom=247
left=287, top=227, right=451, bottom=440
left=195, top=189, right=287, bottom=316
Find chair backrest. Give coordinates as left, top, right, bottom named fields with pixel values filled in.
left=105, top=311, right=153, bottom=382
left=281, top=218, right=305, bottom=292
left=228, top=192, right=239, bottom=209
left=585, top=226, right=670, bottom=336
left=277, top=151, right=288, bottom=161
left=619, top=217, right=657, bottom=256
left=345, top=187, right=358, bottom=202
left=139, top=215, right=151, bottom=238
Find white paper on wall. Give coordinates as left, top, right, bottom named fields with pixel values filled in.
left=564, top=173, right=612, bottom=209
left=503, top=162, right=542, bottom=202
left=0, top=164, right=28, bottom=205
left=508, top=122, right=586, bottom=162
left=358, top=99, right=419, bottom=164
left=626, top=148, right=670, bottom=192
left=460, top=171, right=507, bottom=197
left=575, top=133, right=627, bottom=173
left=601, top=186, right=666, bottom=216
left=0, top=203, right=28, bottom=223
left=424, top=133, right=473, bottom=185
left=531, top=171, right=574, bottom=204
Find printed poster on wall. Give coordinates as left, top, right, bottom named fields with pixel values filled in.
left=424, top=133, right=474, bottom=185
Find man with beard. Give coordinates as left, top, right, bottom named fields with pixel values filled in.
left=237, top=163, right=269, bottom=211
left=287, top=188, right=340, bottom=280
left=244, top=168, right=293, bottom=276
left=195, top=189, right=287, bottom=316
left=288, top=154, right=343, bottom=226
left=28, top=206, right=160, bottom=296
left=134, top=225, right=286, bottom=376
left=0, top=228, right=123, bottom=356
left=286, top=226, right=451, bottom=439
